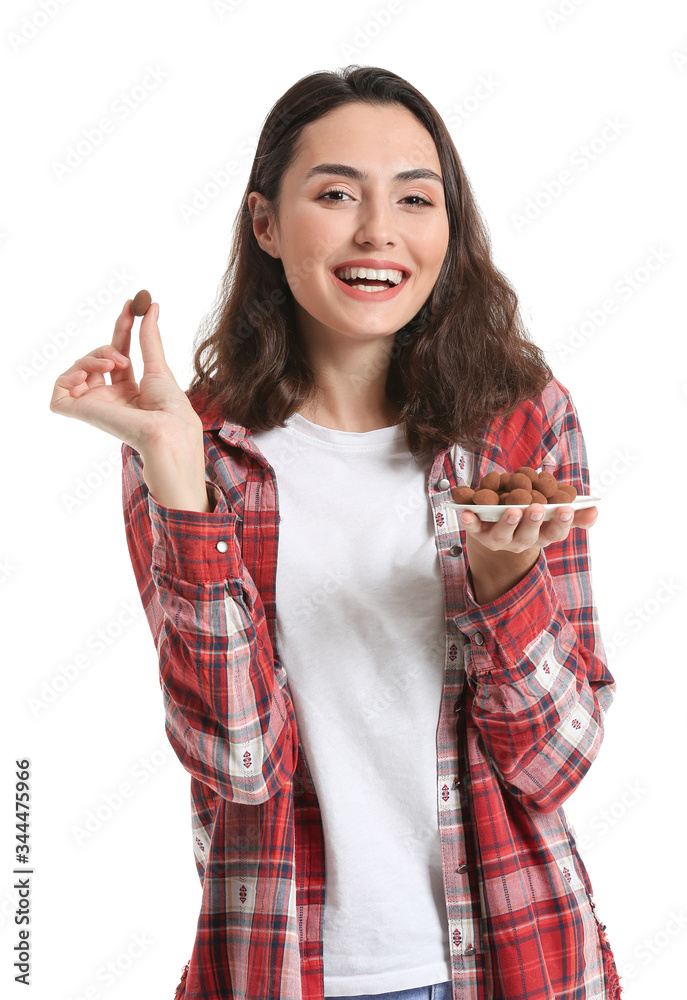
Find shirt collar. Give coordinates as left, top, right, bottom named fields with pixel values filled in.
left=189, top=386, right=454, bottom=471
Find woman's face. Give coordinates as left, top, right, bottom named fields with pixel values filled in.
left=254, top=102, right=451, bottom=345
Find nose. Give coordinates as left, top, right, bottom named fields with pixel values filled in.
left=353, top=192, right=395, bottom=248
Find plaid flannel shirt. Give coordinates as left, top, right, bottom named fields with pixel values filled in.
left=121, top=375, right=623, bottom=1000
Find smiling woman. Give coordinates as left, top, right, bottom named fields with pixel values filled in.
left=188, top=67, right=554, bottom=450
left=49, top=64, right=622, bottom=1000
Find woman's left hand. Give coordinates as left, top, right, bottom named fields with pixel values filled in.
left=459, top=502, right=598, bottom=553
left=459, top=503, right=599, bottom=604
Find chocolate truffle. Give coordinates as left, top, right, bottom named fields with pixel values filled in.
left=515, top=466, right=538, bottom=483
left=474, top=488, right=500, bottom=505
left=557, top=483, right=577, bottom=501
left=530, top=490, right=548, bottom=505
left=535, top=472, right=558, bottom=499
left=479, top=471, right=501, bottom=492
left=451, top=486, right=475, bottom=503
left=549, top=490, right=576, bottom=505
left=510, top=473, right=533, bottom=492
left=505, top=489, right=533, bottom=504
left=132, top=289, right=152, bottom=316
left=499, top=472, right=512, bottom=491
left=499, top=492, right=511, bottom=504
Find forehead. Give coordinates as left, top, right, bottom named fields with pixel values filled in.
left=291, top=102, right=441, bottom=173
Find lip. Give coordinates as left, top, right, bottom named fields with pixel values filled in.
left=330, top=259, right=411, bottom=303
left=331, top=258, right=411, bottom=277
left=330, top=268, right=409, bottom=303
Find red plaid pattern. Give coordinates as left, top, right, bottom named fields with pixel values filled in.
left=121, top=375, right=623, bottom=1000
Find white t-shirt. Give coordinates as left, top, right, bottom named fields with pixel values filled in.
left=251, top=412, right=453, bottom=996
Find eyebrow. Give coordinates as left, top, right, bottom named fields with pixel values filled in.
left=303, top=162, right=443, bottom=185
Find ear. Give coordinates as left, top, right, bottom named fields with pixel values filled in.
left=248, top=191, right=280, bottom=260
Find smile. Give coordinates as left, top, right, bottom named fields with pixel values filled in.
left=330, top=266, right=409, bottom=302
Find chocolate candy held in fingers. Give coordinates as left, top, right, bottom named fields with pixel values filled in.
left=131, top=289, right=152, bottom=316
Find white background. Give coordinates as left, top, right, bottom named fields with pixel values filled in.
left=2, top=0, right=686, bottom=997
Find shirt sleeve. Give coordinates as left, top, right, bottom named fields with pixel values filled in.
left=120, top=440, right=298, bottom=804
left=453, top=388, right=616, bottom=814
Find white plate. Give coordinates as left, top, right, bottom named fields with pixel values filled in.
left=442, top=495, right=601, bottom=522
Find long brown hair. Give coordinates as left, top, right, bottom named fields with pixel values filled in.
left=189, top=64, right=553, bottom=458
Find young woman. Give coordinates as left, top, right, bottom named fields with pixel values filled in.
left=50, top=66, right=623, bottom=1000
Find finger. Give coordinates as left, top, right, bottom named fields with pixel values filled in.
left=573, top=506, right=598, bottom=529
left=535, top=506, right=577, bottom=547
left=460, top=507, right=519, bottom=550
left=508, top=503, right=547, bottom=548
left=111, top=299, right=136, bottom=384
left=72, top=348, right=127, bottom=389
left=139, top=302, right=173, bottom=376
left=50, top=368, right=90, bottom=411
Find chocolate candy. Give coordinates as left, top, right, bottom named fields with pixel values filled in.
left=132, top=289, right=152, bottom=316
left=535, top=472, right=558, bottom=499
left=510, top=473, right=532, bottom=492
left=478, top=471, right=501, bottom=492
left=451, top=486, right=475, bottom=503
left=505, top=489, right=533, bottom=504
left=452, top=466, right=580, bottom=508
left=474, top=488, right=500, bottom=505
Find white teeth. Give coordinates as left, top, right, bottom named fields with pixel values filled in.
left=334, top=266, right=405, bottom=284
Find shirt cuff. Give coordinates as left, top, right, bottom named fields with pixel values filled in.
left=148, top=481, right=242, bottom=584
left=454, top=549, right=561, bottom=668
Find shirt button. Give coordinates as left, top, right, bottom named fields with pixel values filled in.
left=216, top=540, right=229, bottom=553
left=437, top=478, right=451, bottom=490
left=456, top=863, right=468, bottom=874
left=464, top=944, right=476, bottom=955
left=454, top=699, right=461, bottom=713
left=449, top=544, right=463, bottom=556
left=473, top=631, right=484, bottom=646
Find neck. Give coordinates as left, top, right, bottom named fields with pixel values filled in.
left=295, top=310, right=402, bottom=432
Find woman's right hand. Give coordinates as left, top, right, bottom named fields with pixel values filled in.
left=49, top=298, right=203, bottom=455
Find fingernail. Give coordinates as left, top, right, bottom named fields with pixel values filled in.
left=560, top=511, right=573, bottom=521
left=113, top=349, right=127, bottom=361
left=530, top=511, right=544, bottom=521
